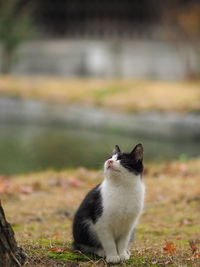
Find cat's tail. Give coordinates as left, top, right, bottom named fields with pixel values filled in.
left=72, top=241, right=83, bottom=252
left=73, top=242, right=105, bottom=258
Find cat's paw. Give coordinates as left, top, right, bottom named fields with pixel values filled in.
left=126, top=249, right=131, bottom=257
left=95, top=249, right=105, bottom=258
left=106, top=255, right=121, bottom=263
left=119, top=250, right=130, bottom=261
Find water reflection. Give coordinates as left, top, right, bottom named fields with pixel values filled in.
left=0, top=124, right=199, bottom=175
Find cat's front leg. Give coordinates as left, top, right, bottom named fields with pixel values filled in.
left=101, top=237, right=120, bottom=263
left=117, top=233, right=131, bottom=261
left=119, top=249, right=130, bottom=261
left=94, top=248, right=105, bottom=258
left=95, top=227, right=120, bottom=263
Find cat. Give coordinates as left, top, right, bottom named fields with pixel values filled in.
left=72, top=144, right=145, bottom=263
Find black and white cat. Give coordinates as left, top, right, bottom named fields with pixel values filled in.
left=73, top=144, right=145, bottom=263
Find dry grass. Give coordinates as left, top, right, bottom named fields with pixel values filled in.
left=1, top=159, right=200, bottom=266
left=0, top=76, right=200, bottom=112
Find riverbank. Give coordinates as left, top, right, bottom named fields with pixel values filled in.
left=1, top=96, right=200, bottom=174
left=1, top=96, right=200, bottom=141
left=2, top=159, right=200, bottom=266
left=0, top=76, right=200, bottom=112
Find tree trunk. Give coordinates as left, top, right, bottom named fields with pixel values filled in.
left=0, top=201, right=26, bottom=267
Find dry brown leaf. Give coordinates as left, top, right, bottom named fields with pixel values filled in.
left=189, top=240, right=198, bottom=255
left=51, top=233, right=60, bottom=239
left=50, top=247, right=64, bottom=253
left=163, top=241, right=176, bottom=255
left=20, top=185, right=33, bottom=194
left=179, top=219, right=193, bottom=226
left=186, top=254, right=200, bottom=261
left=68, top=178, right=82, bottom=187
left=0, top=178, right=18, bottom=194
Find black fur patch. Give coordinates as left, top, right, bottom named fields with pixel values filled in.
left=73, top=184, right=103, bottom=249
left=117, top=152, right=143, bottom=174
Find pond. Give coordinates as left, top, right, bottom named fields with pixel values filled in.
left=0, top=123, right=199, bottom=175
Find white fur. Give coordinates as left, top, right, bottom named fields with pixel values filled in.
left=92, top=155, right=145, bottom=263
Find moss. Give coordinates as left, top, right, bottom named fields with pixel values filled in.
left=173, top=239, right=189, bottom=246
left=137, top=224, right=171, bottom=238
left=186, top=225, right=200, bottom=233
left=128, top=256, right=159, bottom=267
left=48, top=252, right=160, bottom=266
left=48, top=251, right=89, bottom=262
left=35, top=238, right=51, bottom=247
left=137, top=224, right=150, bottom=231
left=12, top=223, right=23, bottom=231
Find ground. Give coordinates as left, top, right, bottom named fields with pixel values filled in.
left=1, top=159, right=200, bottom=266
left=0, top=76, right=200, bottom=112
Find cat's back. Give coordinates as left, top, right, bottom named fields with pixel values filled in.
left=73, top=184, right=103, bottom=248
left=73, top=184, right=103, bottom=224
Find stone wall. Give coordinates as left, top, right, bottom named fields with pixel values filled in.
left=0, top=40, right=199, bottom=80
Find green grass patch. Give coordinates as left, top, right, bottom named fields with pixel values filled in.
left=48, top=251, right=159, bottom=267
left=128, top=256, right=159, bottom=267
left=48, top=251, right=89, bottom=262
left=12, top=223, right=23, bottom=231
left=33, top=238, right=64, bottom=248
left=93, top=86, right=121, bottom=105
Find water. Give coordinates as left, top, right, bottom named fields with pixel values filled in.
left=0, top=124, right=199, bottom=175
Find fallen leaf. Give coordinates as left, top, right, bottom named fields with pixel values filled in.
left=51, top=233, right=60, bottom=239
left=0, top=178, right=19, bottom=194
left=50, top=247, right=64, bottom=253
left=163, top=241, right=176, bottom=255
left=179, top=219, right=193, bottom=226
left=186, top=254, right=200, bottom=261
left=164, top=260, right=172, bottom=265
left=20, top=185, right=33, bottom=194
left=178, top=163, right=188, bottom=172
left=68, top=178, right=82, bottom=187
left=32, top=182, right=42, bottom=190
left=189, top=240, right=198, bottom=255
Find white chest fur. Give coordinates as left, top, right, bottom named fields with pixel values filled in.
left=97, top=175, right=145, bottom=239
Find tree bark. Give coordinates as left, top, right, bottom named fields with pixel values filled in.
left=0, top=201, right=26, bottom=267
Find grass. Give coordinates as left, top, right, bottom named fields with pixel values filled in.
left=0, top=76, right=200, bottom=112
left=1, top=160, right=200, bottom=266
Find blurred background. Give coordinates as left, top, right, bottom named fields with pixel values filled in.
left=0, top=0, right=200, bottom=174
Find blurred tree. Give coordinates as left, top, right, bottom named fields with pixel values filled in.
left=0, top=0, right=36, bottom=74
left=162, top=0, right=200, bottom=79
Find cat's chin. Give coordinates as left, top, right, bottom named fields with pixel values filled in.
left=104, top=168, right=121, bottom=179
left=107, top=166, right=120, bottom=173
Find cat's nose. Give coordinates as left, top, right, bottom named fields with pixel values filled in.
left=108, top=159, right=113, bottom=165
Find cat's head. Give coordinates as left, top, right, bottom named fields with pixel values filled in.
left=104, top=144, right=143, bottom=179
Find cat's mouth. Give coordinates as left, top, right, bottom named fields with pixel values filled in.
left=107, top=166, right=120, bottom=172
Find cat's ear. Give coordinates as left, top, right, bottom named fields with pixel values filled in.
left=131, top=143, right=143, bottom=162
left=113, top=145, right=121, bottom=155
